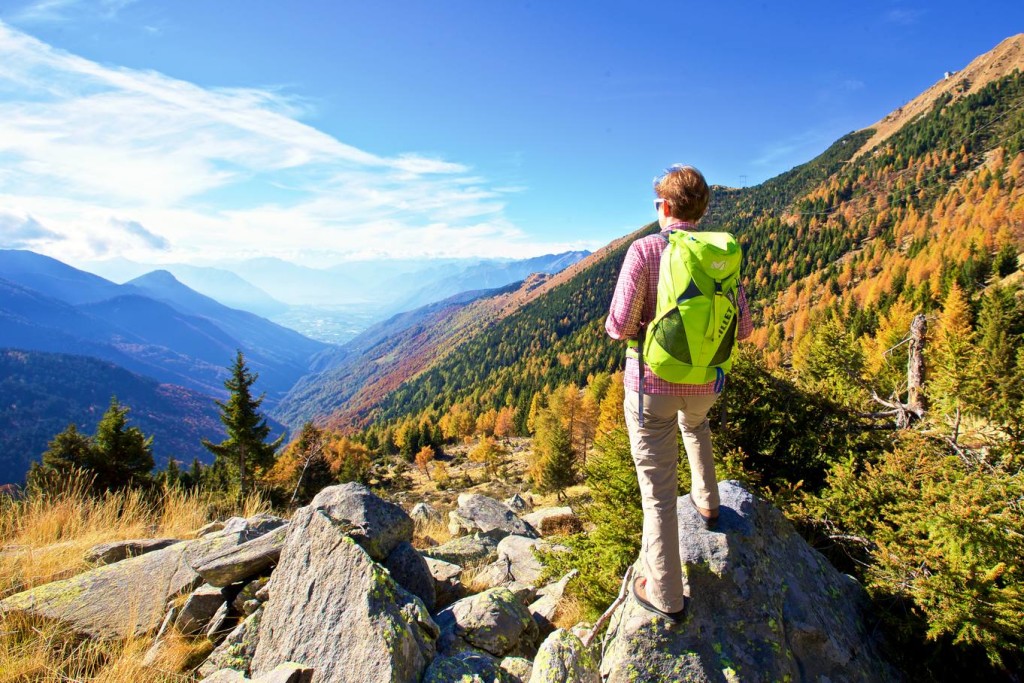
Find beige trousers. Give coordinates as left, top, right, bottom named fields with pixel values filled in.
left=624, top=390, right=721, bottom=613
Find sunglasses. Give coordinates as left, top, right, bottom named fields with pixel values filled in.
left=654, top=198, right=668, bottom=211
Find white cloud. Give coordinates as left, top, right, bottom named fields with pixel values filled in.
left=0, top=21, right=570, bottom=266
left=0, top=209, right=62, bottom=247
left=110, top=217, right=169, bottom=250
left=7, top=0, right=138, bottom=24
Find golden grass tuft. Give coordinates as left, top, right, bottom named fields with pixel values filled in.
left=411, top=515, right=453, bottom=550
left=551, top=593, right=585, bottom=630
left=459, top=560, right=497, bottom=595
left=0, top=612, right=192, bottom=683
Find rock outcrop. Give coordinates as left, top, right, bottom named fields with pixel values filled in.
left=2, top=478, right=898, bottom=682
left=249, top=486, right=438, bottom=683
left=448, top=493, right=539, bottom=540
left=435, top=586, right=539, bottom=658
left=84, top=538, right=181, bottom=565
left=600, top=481, right=896, bottom=683
left=0, top=515, right=281, bottom=639
left=421, top=532, right=500, bottom=565
left=529, top=629, right=600, bottom=683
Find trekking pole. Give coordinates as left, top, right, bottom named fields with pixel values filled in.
left=582, top=564, right=634, bottom=649
left=637, top=328, right=646, bottom=427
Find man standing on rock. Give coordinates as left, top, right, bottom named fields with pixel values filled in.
left=605, top=165, right=752, bottom=621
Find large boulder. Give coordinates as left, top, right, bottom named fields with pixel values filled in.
left=195, top=525, right=289, bottom=587
left=529, top=629, right=599, bottom=683
left=448, top=494, right=539, bottom=540
left=422, top=648, right=511, bottom=683
left=529, top=570, right=577, bottom=638
left=175, top=583, right=227, bottom=635
left=410, top=502, right=441, bottom=524
left=422, top=533, right=500, bottom=565
left=199, top=663, right=313, bottom=683
left=478, top=535, right=568, bottom=589
left=600, top=481, right=897, bottom=683
left=305, top=483, right=413, bottom=561
left=423, top=556, right=465, bottom=610
left=500, top=656, right=534, bottom=682
left=249, top=495, right=438, bottom=683
left=199, top=607, right=264, bottom=678
left=384, top=541, right=436, bottom=612
left=521, top=507, right=581, bottom=536
left=435, top=587, right=539, bottom=658
left=0, top=516, right=274, bottom=639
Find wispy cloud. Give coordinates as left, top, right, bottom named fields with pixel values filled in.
left=0, top=210, right=62, bottom=248
left=7, top=0, right=138, bottom=24
left=884, top=8, right=924, bottom=26
left=0, top=21, right=567, bottom=265
left=110, top=218, right=168, bottom=250
left=750, top=128, right=836, bottom=169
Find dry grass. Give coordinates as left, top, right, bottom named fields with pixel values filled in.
left=411, top=516, right=453, bottom=550
left=0, top=612, right=194, bottom=683
left=459, top=560, right=499, bottom=594
left=0, top=477, right=271, bottom=682
left=0, top=475, right=271, bottom=600
left=551, top=593, right=585, bottom=630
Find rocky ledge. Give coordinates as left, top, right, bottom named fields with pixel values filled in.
left=0, top=481, right=896, bottom=682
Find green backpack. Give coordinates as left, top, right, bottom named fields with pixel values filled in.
left=627, top=230, right=742, bottom=419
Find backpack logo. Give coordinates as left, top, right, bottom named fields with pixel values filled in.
left=711, top=260, right=727, bottom=270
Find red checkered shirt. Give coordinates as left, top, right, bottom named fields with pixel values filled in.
left=605, top=222, right=753, bottom=395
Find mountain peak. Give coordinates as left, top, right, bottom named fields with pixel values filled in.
left=129, top=269, right=183, bottom=287
left=855, top=33, right=1024, bottom=159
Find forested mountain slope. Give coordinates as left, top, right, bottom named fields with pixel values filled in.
left=344, top=62, right=1024, bottom=434
left=0, top=349, right=227, bottom=484
left=345, top=128, right=872, bottom=429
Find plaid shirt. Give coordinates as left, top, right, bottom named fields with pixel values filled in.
left=605, top=222, right=753, bottom=395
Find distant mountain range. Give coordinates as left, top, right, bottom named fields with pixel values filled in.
left=0, top=250, right=328, bottom=403
left=81, top=252, right=590, bottom=313
left=0, top=246, right=591, bottom=482
left=0, top=349, right=264, bottom=485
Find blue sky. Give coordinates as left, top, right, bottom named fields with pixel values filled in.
left=0, top=1, right=1021, bottom=267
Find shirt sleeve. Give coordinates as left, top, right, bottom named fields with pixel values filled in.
left=605, top=242, right=648, bottom=341
left=736, top=284, right=754, bottom=341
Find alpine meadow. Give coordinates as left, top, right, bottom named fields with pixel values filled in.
left=1, top=11, right=1023, bottom=683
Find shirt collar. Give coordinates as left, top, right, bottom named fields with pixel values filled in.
left=663, top=221, right=697, bottom=232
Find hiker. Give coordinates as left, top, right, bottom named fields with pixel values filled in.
left=605, top=164, right=753, bottom=621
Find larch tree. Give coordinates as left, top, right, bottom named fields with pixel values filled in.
left=927, top=282, right=980, bottom=442
left=203, top=350, right=284, bottom=502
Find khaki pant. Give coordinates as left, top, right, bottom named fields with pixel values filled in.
left=624, top=390, right=720, bottom=613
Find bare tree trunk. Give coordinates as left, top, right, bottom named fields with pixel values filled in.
left=238, top=442, right=247, bottom=509
left=907, top=314, right=927, bottom=420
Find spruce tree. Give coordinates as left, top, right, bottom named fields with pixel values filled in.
left=37, top=423, right=93, bottom=476
left=92, top=396, right=155, bottom=491
left=539, top=416, right=575, bottom=500
left=26, top=422, right=95, bottom=491
left=203, top=350, right=283, bottom=500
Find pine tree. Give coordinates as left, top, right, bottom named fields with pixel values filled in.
left=203, top=350, right=283, bottom=500
left=26, top=422, right=95, bottom=491
left=91, top=396, right=155, bottom=491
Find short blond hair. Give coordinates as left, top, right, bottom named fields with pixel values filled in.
left=654, top=165, right=710, bottom=222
